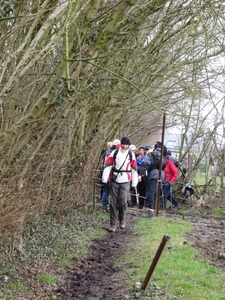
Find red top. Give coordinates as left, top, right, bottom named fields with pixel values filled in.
left=164, top=159, right=178, bottom=183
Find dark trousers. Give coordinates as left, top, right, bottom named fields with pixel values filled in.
left=145, top=179, right=157, bottom=208
left=101, top=182, right=109, bottom=206
left=138, top=180, right=146, bottom=207
left=163, top=183, right=178, bottom=209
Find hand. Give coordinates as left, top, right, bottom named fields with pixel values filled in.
left=138, top=175, right=142, bottom=182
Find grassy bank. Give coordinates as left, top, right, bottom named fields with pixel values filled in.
left=120, top=216, right=225, bottom=299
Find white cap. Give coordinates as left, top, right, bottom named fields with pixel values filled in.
left=112, top=139, right=120, bottom=146
left=129, top=144, right=137, bottom=151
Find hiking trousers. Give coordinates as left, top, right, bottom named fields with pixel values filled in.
left=145, top=179, right=157, bottom=209
left=101, top=182, right=110, bottom=206
left=109, top=181, right=130, bottom=226
left=163, top=183, right=178, bottom=209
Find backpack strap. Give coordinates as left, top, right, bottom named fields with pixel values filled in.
left=113, top=149, right=119, bottom=160
left=128, top=150, right=132, bottom=162
left=113, top=149, right=133, bottom=161
left=112, top=149, right=132, bottom=173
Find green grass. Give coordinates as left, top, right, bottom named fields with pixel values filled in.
left=0, top=293, right=5, bottom=300
left=212, top=207, right=224, bottom=218
left=191, top=173, right=224, bottom=198
left=192, top=172, right=224, bottom=187
left=40, top=273, right=56, bottom=285
left=120, top=217, right=225, bottom=300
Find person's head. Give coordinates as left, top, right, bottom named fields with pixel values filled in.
left=154, top=141, right=167, bottom=156
left=135, top=151, right=142, bottom=161
left=120, top=136, right=131, bottom=151
left=112, top=139, right=120, bottom=146
left=129, top=144, right=137, bottom=152
left=144, top=145, right=152, bottom=154
left=154, top=141, right=162, bottom=151
left=106, top=141, right=113, bottom=150
left=138, top=146, right=145, bottom=157
left=167, top=150, right=172, bottom=156
left=111, top=138, right=120, bottom=150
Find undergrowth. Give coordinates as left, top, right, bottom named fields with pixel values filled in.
left=0, top=208, right=108, bottom=299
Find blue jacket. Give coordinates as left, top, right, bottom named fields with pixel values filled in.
left=136, top=157, right=143, bottom=175
left=139, top=153, right=165, bottom=180
left=148, top=169, right=165, bottom=180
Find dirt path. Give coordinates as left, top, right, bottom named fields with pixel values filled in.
left=59, top=209, right=139, bottom=300
left=185, top=214, right=225, bottom=271
left=59, top=208, right=225, bottom=300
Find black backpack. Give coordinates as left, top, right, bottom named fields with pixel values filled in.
left=148, top=151, right=163, bottom=172
left=171, top=157, right=181, bottom=168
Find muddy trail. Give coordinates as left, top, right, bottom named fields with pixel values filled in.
left=59, top=207, right=225, bottom=300
left=59, top=209, right=138, bottom=300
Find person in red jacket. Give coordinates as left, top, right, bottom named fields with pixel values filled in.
left=162, top=153, right=181, bottom=210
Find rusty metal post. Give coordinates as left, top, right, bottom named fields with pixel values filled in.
left=155, top=113, right=166, bottom=216
left=141, top=234, right=170, bottom=290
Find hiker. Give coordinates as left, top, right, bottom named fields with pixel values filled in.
left=99, top=141, right=113, bottom=198
left=129, top=150, right=144, bottom=208
left=128, top=144, right=138, bottom=207
left=100, top=139, right=120, bottom=212
left=166, top=149, right=181, bottom=168
left=139, top=142, right=166, bottom=209
left=129, top=144, right=137, bottom=152
left=138, top=146, right=145, bottom=157
left=102, top=136, right=138, bottom=232
left=111, top=139, right=121, bottom=151
left=144, top=145, right=152, bottom=155
left=162, top=151, right=181, bottom=210
left=136, top=151, right=146, bottom=209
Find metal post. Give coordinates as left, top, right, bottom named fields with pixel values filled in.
left=156, top=113, right=166, bottom=216
left=141, top=234, right=170, bottom=290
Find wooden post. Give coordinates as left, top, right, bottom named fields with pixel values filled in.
left=141, top=234, right=170, bottom=290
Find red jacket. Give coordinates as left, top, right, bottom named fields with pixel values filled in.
left=164, top=159, right=178, bottom=183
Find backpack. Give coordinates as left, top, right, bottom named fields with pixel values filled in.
left=171, top=157, right=181, bottom=168
left=148, top=151, right=162, bottom=172
left=113, top=149, right=133, bottom=162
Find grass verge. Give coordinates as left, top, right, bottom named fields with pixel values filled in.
left=120, top=216, right=225, bottom=300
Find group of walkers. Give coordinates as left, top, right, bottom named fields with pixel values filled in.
left=100, top=136, right=181, bottom=232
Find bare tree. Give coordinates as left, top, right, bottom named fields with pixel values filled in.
left=0, top=0, right=225, bottom=239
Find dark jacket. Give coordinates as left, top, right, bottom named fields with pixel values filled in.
left=139, top=151, right=165, bottom=180
left=139, top=152, right=156, bottom=178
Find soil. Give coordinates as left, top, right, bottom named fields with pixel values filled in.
left=58, top=203, right=225, bottom=300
